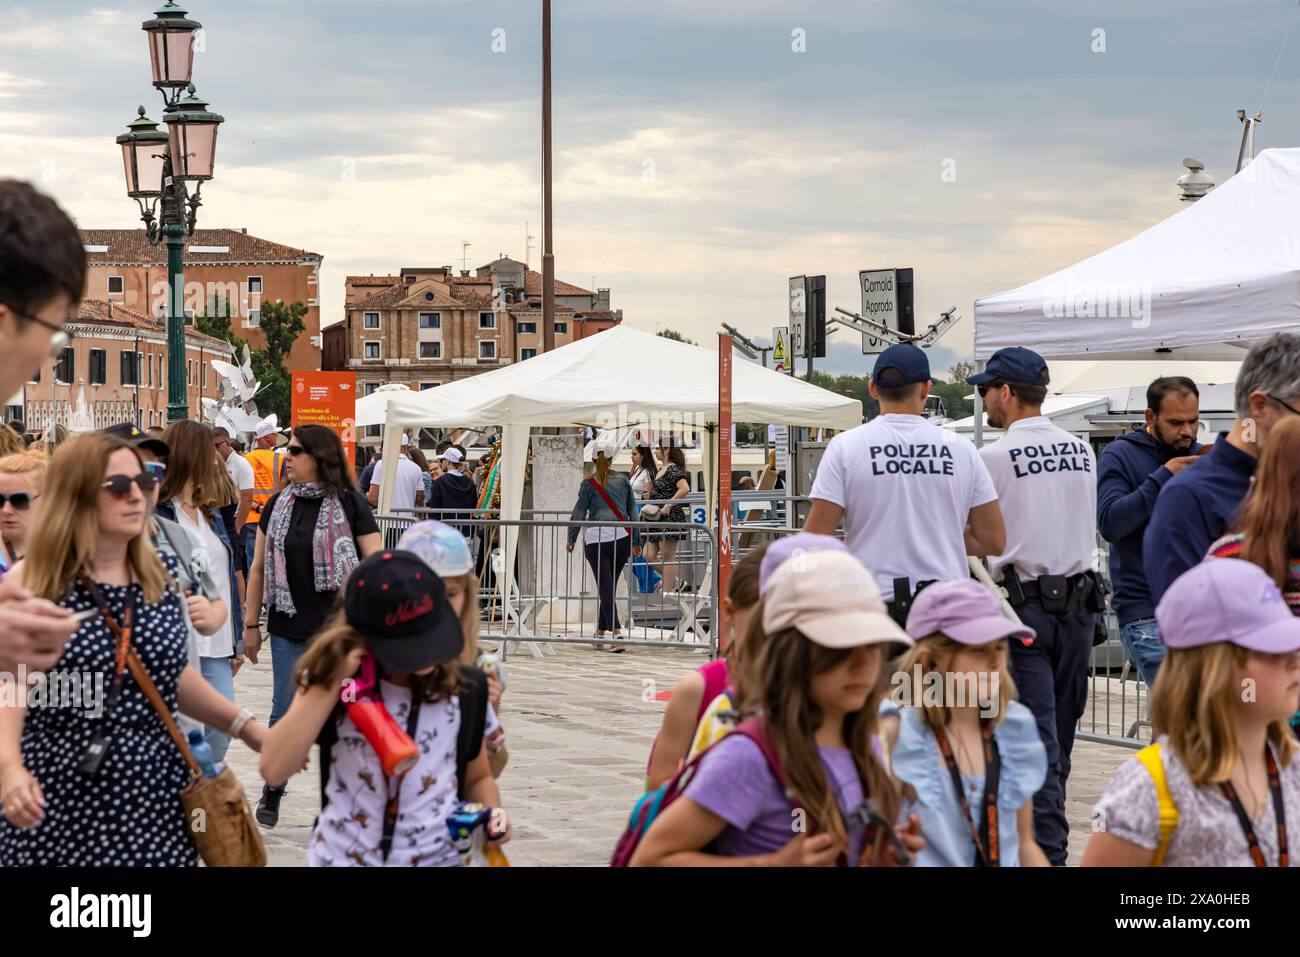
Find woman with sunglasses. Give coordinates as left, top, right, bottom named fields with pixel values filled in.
left=155, top=421, right=245, bottom=762
left=0, top=451, right=46, bottom=576
left=243, top=424, right=381, bottom=827
left=0, top=432, right=266, bottom=866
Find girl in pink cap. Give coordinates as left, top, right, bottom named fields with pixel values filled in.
left=881, top=578, right=1049, bottom=867
left=1085, top=558, right=1300, bottom=867
left=630, top=550, right=921, bottom=867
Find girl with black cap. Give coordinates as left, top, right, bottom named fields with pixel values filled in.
left=259, top=550, right=509, bottom=867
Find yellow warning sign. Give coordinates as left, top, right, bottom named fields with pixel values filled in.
left=772, top=326, right=788, bottom=365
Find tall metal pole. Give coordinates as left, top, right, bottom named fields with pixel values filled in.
left=541, top=0, right=555, bottom=355
left=162, top=152, right=188, bottom=422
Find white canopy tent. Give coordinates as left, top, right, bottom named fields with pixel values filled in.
left=974, top=148, right=1300, bottom=362
left=372, top=324, right=862, bottom=617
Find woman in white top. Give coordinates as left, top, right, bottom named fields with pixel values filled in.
left=156, top=421, right=243, bottom=761
left=630, top=445, right=657, bottom=501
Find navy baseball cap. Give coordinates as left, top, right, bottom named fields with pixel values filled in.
left=872, top=343, right=932, bottom=388
left=103, top=422, right=170, bottom=459
left=966, top=347, right=1050, bottom=387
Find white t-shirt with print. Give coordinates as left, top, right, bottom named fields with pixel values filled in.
left=310, top=680, right=463, bottom=868
left=373, top=455, right=425, bottom=511
left=174, top=505, right=235, bottom=659
left=809, top=414, right=998, bottom=601
left=978, top=415, right=1097, bottom=579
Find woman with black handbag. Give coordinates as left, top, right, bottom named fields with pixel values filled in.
left=0, top=432, right=266, bottom=866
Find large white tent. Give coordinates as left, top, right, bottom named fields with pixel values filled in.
left=974, top=148, right=1300, bottom=361
left=372, top=324, right=863, bottom=611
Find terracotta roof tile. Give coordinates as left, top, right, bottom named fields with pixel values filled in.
left=74, top=299, right=233, bottom=348
left=80, top=228, right=321, bottom=265
left=523, top=270, right=594, bottom=297
left=346, top=275, right=400, bottom=287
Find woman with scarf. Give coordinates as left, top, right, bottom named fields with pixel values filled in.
left=243, top=424, right=381, bottom=827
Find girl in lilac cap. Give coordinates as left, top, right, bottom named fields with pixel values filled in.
left=881, top=579, right=1050, bottom=867
left=1085, top=558, right=1300, bottom=867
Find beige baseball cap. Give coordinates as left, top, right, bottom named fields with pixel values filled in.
left=761, top=550, right=913, bottom=650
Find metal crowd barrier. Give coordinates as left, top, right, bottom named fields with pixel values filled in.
left=376, top=494, right=1151, bottom=750
left=375, top=510, right=719, bottom=660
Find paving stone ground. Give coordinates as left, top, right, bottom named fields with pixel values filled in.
left=224, top=641, right=1133, bottom=866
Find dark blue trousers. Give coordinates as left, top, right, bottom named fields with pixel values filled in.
left=1009, top=599, right=1094, bottom=866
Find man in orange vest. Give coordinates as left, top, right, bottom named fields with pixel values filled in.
left=242, top=421, right=287, bottom=571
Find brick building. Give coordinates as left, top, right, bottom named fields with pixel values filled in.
left=323, top=257, right=622, bottom=446
left=15, top=300, right=236, bottom=434
left=80, top=228, right=323, bottom=372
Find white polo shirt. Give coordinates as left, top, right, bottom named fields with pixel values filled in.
left=978, top=415, right=1097, bottom=580
left=809, top=414, right=998, bottom=601
left=224, top=451, right=255, bottom=494
left=373, top=455, right=425, bottom=511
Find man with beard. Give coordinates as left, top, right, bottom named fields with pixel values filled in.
left=1097, top=376, right=1203, bottom=687
left=967, top=347, right=1098, bottom=866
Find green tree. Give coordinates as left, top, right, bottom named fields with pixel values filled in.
left=193, top=293, right=248, bottom=353
left=930, top=360, right=976, bottom=421
left=246, top=300, right=307, bottom=424
left=657, top=328, right=697, bottom=346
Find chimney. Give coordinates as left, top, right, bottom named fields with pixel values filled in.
left=595, top=288, right=611, bottom=310
left=241, top=227, right=248, bottom=234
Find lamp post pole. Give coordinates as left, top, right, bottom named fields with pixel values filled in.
left=162, top=155, right=189, bottom=421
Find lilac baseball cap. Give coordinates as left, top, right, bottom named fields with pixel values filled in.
left=905, top=579, right=1035, bottom=646
left=759, top=532, right=848, bottom=594
left=1157, top=558, right=1300, bottom=653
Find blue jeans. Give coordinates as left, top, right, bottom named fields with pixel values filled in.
left=1120, top=617, right=1165, bottom=689
left=269, top=635, right=306, bottom=728
left=199, top=655, right=237, bottom=763
left=240, top=524, right=257, bottom=575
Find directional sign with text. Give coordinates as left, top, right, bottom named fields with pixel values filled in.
left=860, top=268, right=897, bottom=355
left=789, top=276, right=807, bottom=358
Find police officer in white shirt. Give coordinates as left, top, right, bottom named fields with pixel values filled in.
left=968, top=346, right=1101, bottom=866
left=805, top=343, right=1006, bottom=625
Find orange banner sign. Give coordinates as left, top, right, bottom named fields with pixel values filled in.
left=291, top=371, right=357, bottom=469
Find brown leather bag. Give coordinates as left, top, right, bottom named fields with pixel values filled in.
left=126, top=647, right=267, bottom=868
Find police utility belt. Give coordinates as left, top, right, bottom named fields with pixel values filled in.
left=998, top=567, right=1107, bottom=620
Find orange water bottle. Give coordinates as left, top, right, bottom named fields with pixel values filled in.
left=343, top=652, right=419, bottom=777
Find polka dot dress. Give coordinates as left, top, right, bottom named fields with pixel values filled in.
left=0, top=554, right=198, bottom=867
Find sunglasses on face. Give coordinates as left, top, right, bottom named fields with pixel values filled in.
left=286, top=444, right=306, bottom=457
left=976, top=381, right=1004, bottom=398
left=145, top=461, right=166, bottom=479
left=0, top=492, right=37, bottom=510
left=101, top=473, right=159, bottom=499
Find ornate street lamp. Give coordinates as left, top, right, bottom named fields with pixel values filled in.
left=116, top=2, right=223, bottom=423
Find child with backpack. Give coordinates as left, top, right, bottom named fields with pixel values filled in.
left=1084, top=558, right=1300, bottom=867
left=259, top=550, right=508, bottom=867
left=399, top=521, right=508, bottom=777
left=626, top=550, right=918, bottom=866
left=880, top=579, right=1049, bottom=867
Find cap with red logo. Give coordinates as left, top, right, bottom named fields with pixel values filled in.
left=344, top=550, right=464, bottom=672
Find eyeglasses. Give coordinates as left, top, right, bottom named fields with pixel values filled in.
left=144, top=462, right=166, bottom=479
left=0, top=492, right=37, bottom=510
left=101, top=473, right=159, bottom=499
left=213, top=439, right=229, bottom=450
left=976, top=381, right=1000, bottom=398
left=286, top=444, right=306, bottom=457
left=1268, top=393, right=1300, bottom=417
left=3, top=304, right=75, bottom=357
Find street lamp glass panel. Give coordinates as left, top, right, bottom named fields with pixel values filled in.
left=168, top=119, right=218, bottom=180
left=121, top=139, right=165, bottom=198
left=147, top=26, right=197, bottom=88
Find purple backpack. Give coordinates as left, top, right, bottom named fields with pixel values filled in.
left=611, top=716, right=800, bottom=867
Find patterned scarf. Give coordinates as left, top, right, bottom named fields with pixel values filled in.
left=265, top=482, right=360, bottom=617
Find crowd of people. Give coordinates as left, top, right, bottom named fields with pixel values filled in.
left=3, top=174, right=1300, bottom=869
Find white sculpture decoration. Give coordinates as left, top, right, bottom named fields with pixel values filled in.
left=202, top=343, right=270, bottom=437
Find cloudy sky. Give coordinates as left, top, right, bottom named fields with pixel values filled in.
left=2, top=0, right=1296, bottom=375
